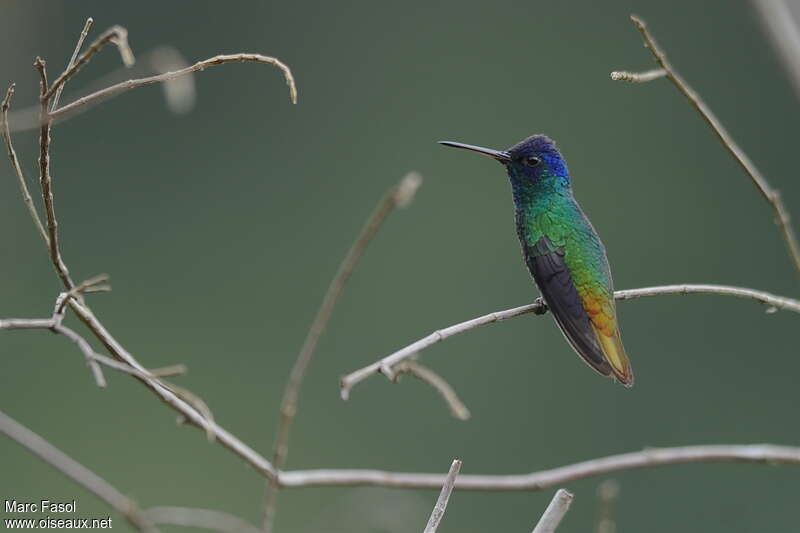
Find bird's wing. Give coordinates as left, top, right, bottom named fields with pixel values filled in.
left=524, top=236, right=633, bottom=386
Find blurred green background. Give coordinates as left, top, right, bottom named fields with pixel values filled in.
left=2, top=1, right=799, bottom=532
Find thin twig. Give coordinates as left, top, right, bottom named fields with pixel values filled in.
left=393, top=360, right=471, bottom=420
left=0, top=409, right=158, bottom=533
left=609, top=68, right=666, bottom=82
left=148, top=364, right=189, bottom=378
left=0, top=281, right=168, bottom=388
left=35, top=57, right=77, bottom=291
left=424, top=460, right=462, bottom=533
left=57, top=273, right=110, bottom=313
left=278, top=443, right=800, bottom=490
left=1, top=312, right=210, bottom=425
left=52, top=53, right=297, bottom=122
left=531, top=489, right=574, bottom=533
left=340, top=283, right=800, bottom=397
left=51, top=17, right=94, bottom=111
left=263, top=172, right=423, bottom=532
left=617, top=15, right=800, bottom=276
left=9, top=46, right=196, bottom=132
left=1, top=84, right=49, bottom=243
left=145, top=507, right=261, bottom=533
left=45, top=24, right=135, bottom=101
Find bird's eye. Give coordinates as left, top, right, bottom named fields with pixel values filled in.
left=525, top=156, right=542, bottom=168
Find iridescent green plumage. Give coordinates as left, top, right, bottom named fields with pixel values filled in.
left=440, top=135, right=633, bottom=386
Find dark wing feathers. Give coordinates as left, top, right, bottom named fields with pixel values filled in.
left=524, top=236, right=613, bottom=377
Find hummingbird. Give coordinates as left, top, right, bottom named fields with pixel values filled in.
left=439, top=135, right=633, bottom=387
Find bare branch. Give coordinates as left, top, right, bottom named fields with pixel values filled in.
left=145, top=507, right=261, bottom=533
left=609, top=68, right=665, bottom=82
left=0, top=296, right=275, bottom=479
left=424, top=460, right=462, bottom=533
left=340, top=283, right=800, bottom=398
left=615, top=15, right=800, bottom=276
left=57, top=273, right=110, bottom=313
left=1, top=84, right=49, bottom=243
left=531, top=489, right=574, bottom=533
left=0, top=409, right=157, bottom=533
left=393, top=360, right=470, bottom=420
left=66, top=298, right=280, bottom=481
left=340, top=299, right=545, bottom=400
left=278, top=443, right=800, bottom=490
left=5, top=30, right=292, bottom=482
left=613, top=283, right=800, bottom=311
left=147, top=364, right=189, bottom=378
left=0, top=310, right=194, bottom=397
left=51, top=17, right=94, bottom=111
left=263, top=172, right=423, bottom=531
left=35, top=57, right=77, bottom=291
left=52, top=53, right=297, bottom=122
left=8, top=46, right=196, bottom=131
left=45, top=24, right=135, bottom=101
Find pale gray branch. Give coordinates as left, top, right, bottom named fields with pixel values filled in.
left=0, top=298, right=258, bottom=476
left=424, top=459, right=462, bottom=533
left=0, top=409, right=157, bottom=533
left=263, top=172, right=423, bottom=532
left=393, top=360, right=470, bottom=420
left=145, top=507, right=260, bottom=533
left=278, top=443, right=800, bottom=490
left=616, top=15, right=800, bottom=276
left=340, top=284, right=800, bottom=398
left=147, top=363, right=189, bottom=378
left=0, top=287, right=183, bottom=387
left=531, top=489, right=574, bottom=533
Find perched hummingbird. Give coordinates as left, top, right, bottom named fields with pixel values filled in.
left=440, top=135, right=633, bottom=387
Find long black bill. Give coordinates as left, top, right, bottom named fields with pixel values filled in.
left=438, top=141, right=511, bottom=163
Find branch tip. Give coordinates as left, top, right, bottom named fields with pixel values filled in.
left=532, top=489, right=574, bottom=533
left=394, top=171, right=423, bottom=208
left=610, top=69, right=666, bottom=83
left=2, top=84, right=15, bottom=110
left=423, top=459, right=462, bottom=533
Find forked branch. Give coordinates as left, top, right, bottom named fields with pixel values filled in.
left=0, top=20, right=298, bottom=485
left=341, top=284, right=800, bottom=398
left=51, top=52, right=297, bottom=122
left=613, top=15, right=800, bottom=276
